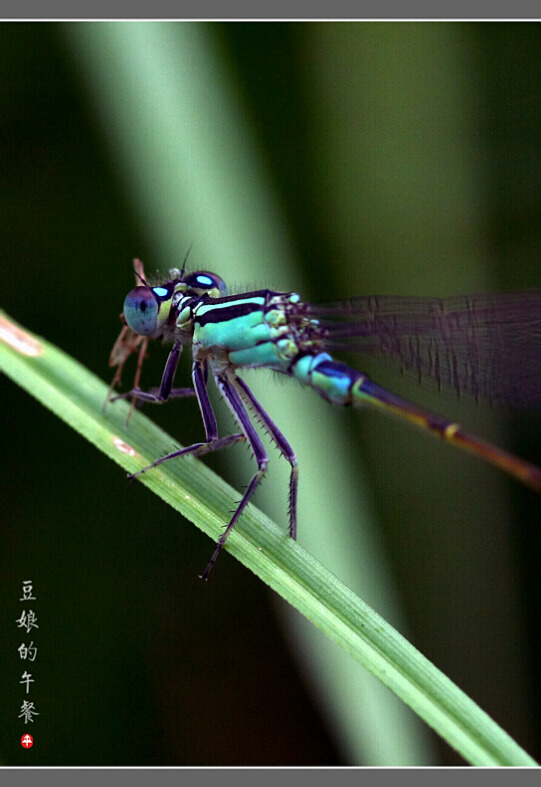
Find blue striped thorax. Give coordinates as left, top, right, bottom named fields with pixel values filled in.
left=189, top=290, right=322, bottom=372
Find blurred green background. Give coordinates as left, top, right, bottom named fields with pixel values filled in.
left=2, top=22, right=541, bottom=766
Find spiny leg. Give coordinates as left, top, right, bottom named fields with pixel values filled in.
left=109, top=337, right=196, bottom=423
left=114, top=339, right=186, bottom=404
left=129, top=433, right=245, bottom=479
left=129, top=357, right=244, bottom=479
left=111, top=386, right=196, bottom=405
left=192, top=358, right=219, bottom=440
left=233, top=375, right=299, bottom=539
left=199, top=370, right=270, bottom=581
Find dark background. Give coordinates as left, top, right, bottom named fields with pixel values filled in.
left=2, top=22, right=541, bottom=766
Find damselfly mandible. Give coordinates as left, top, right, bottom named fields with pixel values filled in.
left=107, top=259, right=541, bottom=579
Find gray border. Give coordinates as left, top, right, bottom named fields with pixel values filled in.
left=1, top=2, right=540, bottom=20
left=2, top=765, right=541, bottom=780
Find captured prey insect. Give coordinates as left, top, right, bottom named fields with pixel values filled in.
left=107, top=259, right=541, bottom=579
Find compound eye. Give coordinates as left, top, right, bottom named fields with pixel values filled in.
left=184, top=271, right=228, bottom=297
left=123, top=286, right=159, bottom=336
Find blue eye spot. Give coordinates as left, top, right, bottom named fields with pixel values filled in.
left=152, top=287, right=169, bottom=298
left=184, top=270, right=228, bottom=296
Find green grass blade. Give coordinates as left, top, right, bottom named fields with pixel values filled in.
left=1, top=309, right=537, bottom=768
left=64, top=22, right=426, bottom=763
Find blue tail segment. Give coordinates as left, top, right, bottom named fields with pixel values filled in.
left=303, top=358, right=365, bottom=405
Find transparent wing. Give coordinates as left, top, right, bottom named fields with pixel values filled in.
left=306, top=291, right=541, bottom=407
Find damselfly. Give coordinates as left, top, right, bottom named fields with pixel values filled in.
left=108, top=259, right=541, bottom=579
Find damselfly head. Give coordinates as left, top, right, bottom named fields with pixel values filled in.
left=123, top=270, right=228, bottom=338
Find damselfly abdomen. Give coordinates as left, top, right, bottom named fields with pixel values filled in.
left=107, top=259, right=541, bottom=578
